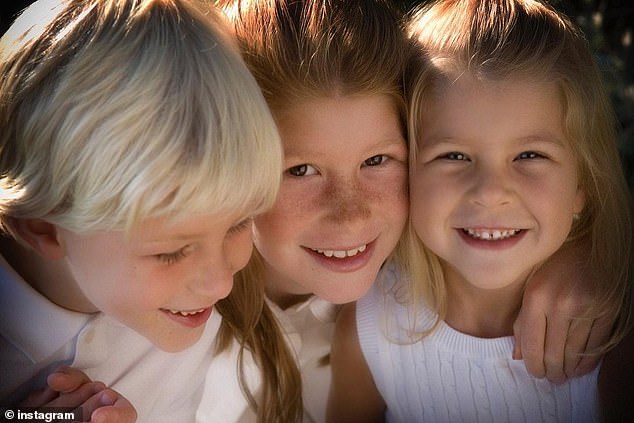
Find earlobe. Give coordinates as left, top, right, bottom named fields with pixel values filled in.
left=10, top=218, right=66, bottom=260
left=573, top=188, right=585, bottom=215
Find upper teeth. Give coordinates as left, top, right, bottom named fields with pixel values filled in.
left=464, top=229, right=520, bottom=240
left=311, top=244, right=367, bottom=258
left=167, top=308, right=205, bottom=316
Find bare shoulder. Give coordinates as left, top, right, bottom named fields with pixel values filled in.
left=598, top=328, right=634, bottom=421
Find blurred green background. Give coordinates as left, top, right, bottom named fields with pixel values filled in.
left=2, top=0, right=633, bottom=190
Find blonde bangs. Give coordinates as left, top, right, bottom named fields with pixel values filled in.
left=1, top=0, right=281, bottom=233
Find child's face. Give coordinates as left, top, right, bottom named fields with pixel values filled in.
left=411, top=76, right=585, bottom=290
left=254, top=94, right=408, bottom=304
left=57, top=212, right=253, bottom=352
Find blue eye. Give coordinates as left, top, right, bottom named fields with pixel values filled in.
left=441, top=152, right=469, bottom=161
left=287, top=164, right=317, bottom=177
left=516, top=151, right=544, bottom=160
left=364, top=155, right=388, bottom=166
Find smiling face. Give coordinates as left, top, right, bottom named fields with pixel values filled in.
left=411, top=76, right=585, bottom=292
left=254, top=94, right=408, bottom=305
left=58, top=212, right=253, bottom=352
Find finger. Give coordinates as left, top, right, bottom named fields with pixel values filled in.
left=19, top=387, right=59, bottom=407
left=542, top=314, right=569, bottom=384
left=47, top=381, right=107, bottom=409
left=574, top=314, right=613, bottom=376
left=516, top=309, right=547, bottom=378
left=562, top=317, right=593, bottom=378
left=48, top=366, right=94, bottom=393
left=89, top=390, right=138, bottom=423
left=71, top=389, right=117, bottom=422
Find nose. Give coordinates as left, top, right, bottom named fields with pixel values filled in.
left=468, top=163, right=513, bottom=208
left=191, top=240, right=253, bottom=301
left=323, top=175, right=371, bottom=223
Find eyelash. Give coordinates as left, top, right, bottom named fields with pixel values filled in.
left=516, top=151, right=545, bottom=160
left=228, top=219, right=251, bottom=235
left=287, top=164, right=315, bottom=177
left=287, top=154, right=390, bottom=176
left=440, top=152, right=469, bottom=161
left=154, top=220, right=250, bottom=265
left=364, top=155, right=389, bottom=166
left=156, top=248, right=188, bottom=265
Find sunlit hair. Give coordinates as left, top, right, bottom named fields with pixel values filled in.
left=0, top=0, right=282, bottom=235
left=0, top=0, right=296, bottom=420
left=399, top=0, right=633, bottom=350
left=217, top=0, right=411, bottom=420
left=221, top=0, right=408, bottom=118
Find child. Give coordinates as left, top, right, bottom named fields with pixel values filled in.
left=205, top=0, right=620, bottom=421
left=0, top=0, right=300, bottom=421
left=328, top=0, right=634, bottom=421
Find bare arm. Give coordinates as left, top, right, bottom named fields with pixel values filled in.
left=327, top=302, right=385, bottom=423
left=514, top=238, right=614, bottom=383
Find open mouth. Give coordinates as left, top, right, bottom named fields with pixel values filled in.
left=309, top=244, right=367, bottom=258
left=462, top=228, right=522, bottom=241
left=163, top=308, right=207, bottom=317
left=160, top=307, right=212, bottom=328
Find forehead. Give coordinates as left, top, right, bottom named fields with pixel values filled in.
left=276, top=94, right=404, bottom=155
left=421, top=75, right=565, bottom=144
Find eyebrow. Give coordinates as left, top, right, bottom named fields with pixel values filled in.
left=284, top=136, right=406, bottom=163
left=419, top=133, right=567, bottom=149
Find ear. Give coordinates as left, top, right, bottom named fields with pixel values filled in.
left=573, top=187, right=585, bottom=215
left=9, top=218, right=66, bottom=260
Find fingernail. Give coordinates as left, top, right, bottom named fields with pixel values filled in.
left=99, top=390, right=117, bottom=406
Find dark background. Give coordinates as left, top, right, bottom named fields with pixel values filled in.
left=1, top=0, right=633, bottom=190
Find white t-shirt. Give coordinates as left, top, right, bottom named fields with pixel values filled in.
left=0, top=254, right=230, bottom=422
left=196, top=295, right=339, bottom=423
left=270, top=296, right=339, bottom=423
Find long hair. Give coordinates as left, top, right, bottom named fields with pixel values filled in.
left=218, top=0, right=411, bottom=420
left=400, top=0, right=634, bottom=350
left=0, top=0, right=298, bottom=420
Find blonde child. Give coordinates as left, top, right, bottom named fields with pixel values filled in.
left=328, top=0, right=634, bottom=421
left=0, top=0, right=300, bottom=421
left=202, top=1, right=621, bottom=422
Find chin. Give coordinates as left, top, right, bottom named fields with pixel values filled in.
left=150, top=332, right=204, bottom=353
left=319, top=280, right=374, bottom=305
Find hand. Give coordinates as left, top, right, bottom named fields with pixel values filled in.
left=20, top=366, right=137, bottom=422
left=513, top=239, right=615, bottom=383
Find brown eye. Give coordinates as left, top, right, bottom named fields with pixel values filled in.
left=364, top=155, right=388, bottom=166
left=287, top=164, right=317, bottom=176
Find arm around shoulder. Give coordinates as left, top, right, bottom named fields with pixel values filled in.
left=326, top=302, right=385, bottom=423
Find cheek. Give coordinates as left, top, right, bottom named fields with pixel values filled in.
left=226, top=231, right=254, bottom=274
left=370, top=168, right=409, bottom=217
left=255, top=185, right=316, bottom=238
left=409, top=174, right=448, bottom=237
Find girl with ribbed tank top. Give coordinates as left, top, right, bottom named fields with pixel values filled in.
left=328, top=0, right=634, bottom=422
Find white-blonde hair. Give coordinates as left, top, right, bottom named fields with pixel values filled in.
left=0, top=0, right=282, bottom=234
